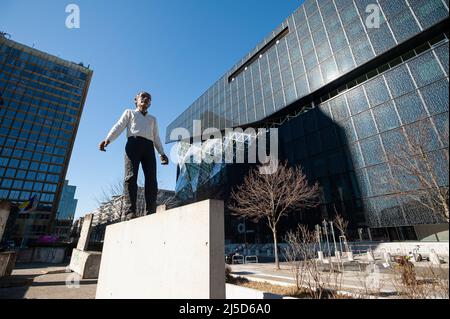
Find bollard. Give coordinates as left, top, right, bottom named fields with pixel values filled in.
left=367, top=250, right=375, bottom=262
left=318, top=251, right=324, bottom=261
left=347, top=251, right=354, bottom=261
left=429, top=252, right=440, bottom=265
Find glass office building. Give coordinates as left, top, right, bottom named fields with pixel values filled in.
left=0, top=36, right=92, bottom=243
left=55, top=180, right=78, bottom=240
left=167, top=0, right=449, bottom=242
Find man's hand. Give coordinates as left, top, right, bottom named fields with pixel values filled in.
left=160, top=154, right=169, bottom=165
left=99, top=139, right=110, bottom=152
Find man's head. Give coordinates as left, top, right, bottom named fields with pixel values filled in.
left=135, top=91, right=152, bottom=112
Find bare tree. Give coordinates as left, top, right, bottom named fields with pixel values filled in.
left=93, top=178, right=134, bottom=222
left=228, top=161, right=320, bottom=270
left=333, top=211, right=350, bottom=254
left=386, top=119, right=449, bottom=223
left=93, top=178, right=125, bottom=206
left=284, top=225, right=340, bottom=298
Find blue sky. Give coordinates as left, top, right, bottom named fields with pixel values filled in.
left=1, top=0, right=303, bottom=219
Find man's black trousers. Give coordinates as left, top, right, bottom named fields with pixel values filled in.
left=124, top=136, right=157, bottom=215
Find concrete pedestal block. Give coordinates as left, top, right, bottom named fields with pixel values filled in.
left=0, top=251, right=17, bottom=277
left=69, top=249, right=102, bottom=279
left=96, top=199, right=225, bottom=299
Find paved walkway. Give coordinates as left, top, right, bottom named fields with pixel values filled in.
left=0, top=260, right=447, bottom=299
left=0, top=263, right=97, bottom=299
left=229, top=260, right=449, bottom=298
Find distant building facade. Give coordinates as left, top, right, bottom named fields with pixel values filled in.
left=54, top=180, right=77, bottom=241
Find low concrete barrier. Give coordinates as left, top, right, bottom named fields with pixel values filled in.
left=96, top=199, right=225, bottom=299
left=69, top=249, right=102, bottom=279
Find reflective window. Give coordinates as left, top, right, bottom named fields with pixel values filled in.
left=307, top=66, right=322, bottom=91
left=328, top=29, right=348, bottom=53
left=395, top=92, right=427, bottom=125
left=336, top=0, right=359, bottom=24
left=319, top=0, right=337, bottom=17
left=378, top=0, right=409, bottom=19
left=351, top=35, right=375, bottom=65
left=16, top=170, right=26, bottom=179
left=365, top=77, right=391, bottom=107
left=408, top=51, right=444, bottom=87
left=5, top=168, right=16, bottom=178
left=355, top=168, right=372, bottom=197
left=283, top=82, right=297, bottom=104
left=420, top=79, right=449, bottom=115
left=382, top=128, right=407, bottom=157
left=1, top=179, right=12, bottom=188
left=433, top=112, right=449, bottom=147
left=366, top=163, right=392, bottom=195
left=409, top=0, right=449, bottom=29
left=12, top=180, right=23, bottom=189
left=316, top=42, right=332, bottom=63
left=353, top=110, right=377, bottom=139
left=294, top=74, right=308, bottom=97
left=344, top=19, right=366, bottom=42
left=404, top=119, right=440, bottom=152
left=303, top=50, right=318, bottom=70
left=304, top=0, right=319, bottom=16
left=434, top=43, right=449, bottom=74
left=372, top=101, right=400, bottom=131
left=299, top=34, right=314, bottom=56
left=375, top=196, right=406, bottom=227
left=334, top=47, right=355, bottom=74
left=329, top=95, right=349, bottom=122
left=24, top=181, right=33, bottom=190
left=291, top=60, right=305, bottom=78
left=384, top=65, right=415, bottom=98
left=361, top=136, right=386, bottom=166
left=388, top=10, right=421, bottom=43
left=308, top=11, right=323, bottom=32
left=339, top=119, right=357, bottom=144
left=320, top=56, right=338, bottom=82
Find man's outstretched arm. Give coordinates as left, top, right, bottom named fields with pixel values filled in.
left=99, top=109, right=130, bottom=151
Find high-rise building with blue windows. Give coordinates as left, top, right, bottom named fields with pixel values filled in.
left=167, top=0, right=449, bottom=242
left=0, top=36, right=92, bottom=243
left=55, top=180, right=78, bottom=241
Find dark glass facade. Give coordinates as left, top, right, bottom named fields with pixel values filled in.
left=167, top=0, right=449, bottom=242
left=0, top=37, right=92, bottom=242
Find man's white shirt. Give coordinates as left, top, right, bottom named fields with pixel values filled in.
left=105, top=108, right=165, bottom=156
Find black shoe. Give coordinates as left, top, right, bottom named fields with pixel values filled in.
left=125, top=212, right=136, bottom=221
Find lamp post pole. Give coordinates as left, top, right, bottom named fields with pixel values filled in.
left=322, top=219, right=331, bottom=257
